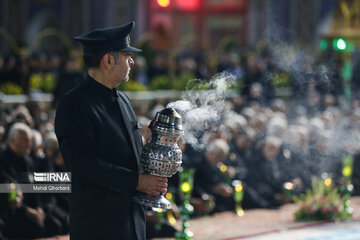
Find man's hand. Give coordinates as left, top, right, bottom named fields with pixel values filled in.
left=212, top=183, right=233, bottom=198
left=190, top=197, right=215, bottom=214
left=25, top=207, right=46, bottom=225
left=136, top=173, right=168, bottom=195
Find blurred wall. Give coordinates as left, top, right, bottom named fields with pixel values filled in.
left=0, top=0, right=139, bottom=54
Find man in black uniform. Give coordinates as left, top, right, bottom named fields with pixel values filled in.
left=55, top=21, right=168, bottom=240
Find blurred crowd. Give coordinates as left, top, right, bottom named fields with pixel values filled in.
left=1, top=44, right=360, bottom=239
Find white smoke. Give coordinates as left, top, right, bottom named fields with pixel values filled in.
left=167, top=72, right=236, bottom=149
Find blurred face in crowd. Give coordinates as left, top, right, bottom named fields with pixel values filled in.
left=315, top=135, right=332, bottom=152
left=235, top=134, right=251, bottom=150
left=262, top=142, right=280, bottom=161
left=250, top=83, right=263, bottom=99
left=9, top=130, right=32, bottom=157
left=249, top=114, right=267, bottom=134
left=65, top=57, right=80, bottom=72
left=206, top=150, right=228, bottom=166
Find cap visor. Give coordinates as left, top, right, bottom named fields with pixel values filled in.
left=121, top=46, right=142, bottom=53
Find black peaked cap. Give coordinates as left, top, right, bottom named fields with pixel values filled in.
left=74, top=21, right=141, bottom=54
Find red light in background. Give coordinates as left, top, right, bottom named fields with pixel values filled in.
left=157, top=0, right=171, bottom=8
left=175, top=0, right=200, bottom=11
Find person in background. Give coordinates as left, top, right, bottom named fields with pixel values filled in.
left=53, top=54, right=84, bottom=108
left=0, top=123, right=63, bottom=238
left=194, top=138, right=234, bottom=213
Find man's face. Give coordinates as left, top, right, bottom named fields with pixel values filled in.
left=10, top=130, right=32, bottom=157
left=113, top=51, right=134, bottom=85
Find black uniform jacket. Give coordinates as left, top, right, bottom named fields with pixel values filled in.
left=55, top=76, right=146, bottom=240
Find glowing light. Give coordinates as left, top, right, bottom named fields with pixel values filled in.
left=342, top=166, right=352, bottom=177
left=283, top=182, right=294, bottom=191
left=236, top=208, right=245, bottom=216
left=336, top=38, right=346, bottom=50
left=175, top=0, right=200, bottom=11
left=166, top=211, right=177, bottom=225
left=235, top=184, right=243, bottom=192
left=152, top=207, right=164, bottom=212
left=165, top=192, right=173, bottom=200
left=236, top=205, right=245, bottom=217
left=324, top=178, right=332, bottom=187
left=181, top=182, right=191, bottom=193
left=219, top=164, right=227, bottom=172
left=168, top=216, right=176, bottom=225
left=157, top=0, right=170, bottom=7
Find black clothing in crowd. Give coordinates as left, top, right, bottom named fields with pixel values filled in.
left=0, top=146, right=68, bottom=239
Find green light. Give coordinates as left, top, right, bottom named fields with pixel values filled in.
left=181, top=182, right=190, bottom=193
left=336, top=38, right=346, bottom=50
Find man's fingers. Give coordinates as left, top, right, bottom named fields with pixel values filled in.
left=154, top=182, right=168, bottom=188
left=160, top=188, right=167, bottom=195
left=137, top=173, right=168, bottom=195
left=153, top=176, right=167, bottom=183
left=149, top=186, right=167, bottom=196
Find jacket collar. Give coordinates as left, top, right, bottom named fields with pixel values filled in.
left=86, top=75, right=117, bottom=100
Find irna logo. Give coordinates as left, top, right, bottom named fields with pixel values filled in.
left=34, top=172, right=71, bottom=182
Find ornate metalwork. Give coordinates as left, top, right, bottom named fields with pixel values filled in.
left=134, top=108, right=184, bottom=209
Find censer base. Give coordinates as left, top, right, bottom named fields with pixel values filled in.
left=133, top=193, right=172, bottom=210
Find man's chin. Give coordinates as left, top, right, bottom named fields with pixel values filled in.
left=123, top=77, right=130, bottom=83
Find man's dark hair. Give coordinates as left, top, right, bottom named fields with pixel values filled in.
left=83, top=51, right=120, bottom=68
left=83, top=52, right=106, bottom=68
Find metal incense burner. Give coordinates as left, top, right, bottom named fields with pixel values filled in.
left=133, top=108, right=184, bottom=209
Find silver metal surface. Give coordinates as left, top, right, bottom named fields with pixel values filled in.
left=134, top=108, right=184, bottom=209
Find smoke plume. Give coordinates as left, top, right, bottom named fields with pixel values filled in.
left=167, top=72, right=236, bottom=149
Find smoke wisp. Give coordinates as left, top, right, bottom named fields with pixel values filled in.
left=167, top=72, right=236, bottom=149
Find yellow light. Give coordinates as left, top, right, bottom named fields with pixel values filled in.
left=156, top=208, right=163, bottom=213
left=235, top=184, right=243, bottom=192
left=157, top=0, right=170, bottom=7
left=219, top=164, right=227, bottom=173
left=167, top=211, right=177, bottom=225
left=283, top=182, right=293, bottom=191
left=324, top=178, right=332, bottom=187
left=181, top=182, right=190, bottom=193
left=168, top=216, right=176, bottom=225
left=236, top=206, right=244, bottom=216
left=343, top=166, right=352, bottom=177
left=165, top=192, right=173, bottom=200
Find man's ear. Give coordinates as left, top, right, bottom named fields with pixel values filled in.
left=102, top=53, right=113, bottom=70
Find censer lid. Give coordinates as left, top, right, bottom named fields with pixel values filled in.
left=149, top=108, right=184, bottom=133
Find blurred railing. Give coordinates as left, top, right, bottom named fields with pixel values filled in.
left=0, top=87, right=292, bottom=104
